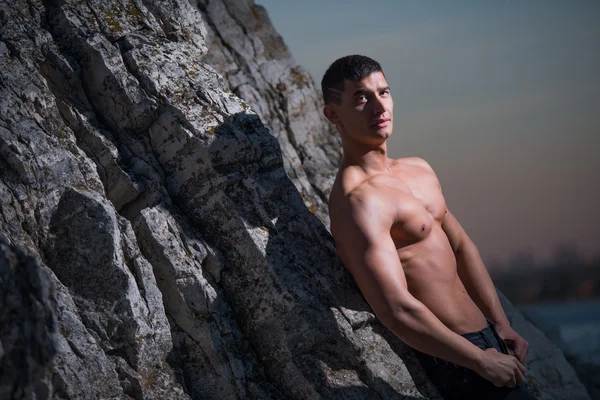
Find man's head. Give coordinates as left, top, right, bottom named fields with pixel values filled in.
left=321, top=55, right=393, bottom=144
left=321, top=55, right=384, bottom=105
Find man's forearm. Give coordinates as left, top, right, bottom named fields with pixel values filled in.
left=380, top=296, right=486, bottom=372
left=455, top=239, right=510, bottom=328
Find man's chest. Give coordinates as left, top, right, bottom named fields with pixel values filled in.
left=381, top=172, right=447, bottom=246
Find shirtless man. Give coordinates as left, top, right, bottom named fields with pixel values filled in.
left=323, top=55, right=538, bottom=399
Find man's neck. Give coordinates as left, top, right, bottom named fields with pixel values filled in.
left=341, top=139, right=391, bottom=175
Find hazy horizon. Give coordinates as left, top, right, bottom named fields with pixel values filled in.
left=258, top=0, right=600, bottom=266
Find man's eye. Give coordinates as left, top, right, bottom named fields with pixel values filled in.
left=381, top=90, right=390, bottom=96
left=358, top=95, right=368, bottom=102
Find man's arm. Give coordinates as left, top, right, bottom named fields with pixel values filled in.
left=442, top=209, right=529, bottom=362
left=332, top=192, right=525, bottom=387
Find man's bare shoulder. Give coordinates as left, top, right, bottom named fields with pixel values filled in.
left=329, top=167, right=383, bottom=210
left=329, top=169, right=392, bottom=240
left=394, top=156, right=437, bottom=176
left=329, top=177, right=382, bottom=217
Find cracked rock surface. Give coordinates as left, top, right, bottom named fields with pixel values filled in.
left=197, top=0, right=341, bottom=229
left=0, top=0, right=590, bottom=399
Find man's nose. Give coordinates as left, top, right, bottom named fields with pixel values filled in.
left=372, top=95, right=386, bottom=114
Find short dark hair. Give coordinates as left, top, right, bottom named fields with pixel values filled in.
left=321, top=55, right=384, bottom=105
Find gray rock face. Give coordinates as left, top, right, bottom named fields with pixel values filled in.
left=0, top=239, right=56, bottom=400
left=0, top=0, right=590, bottom=399
left=197, top=0, right=342, bottom=229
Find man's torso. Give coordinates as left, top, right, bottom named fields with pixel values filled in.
left=329, top=157, right=487, bottom=334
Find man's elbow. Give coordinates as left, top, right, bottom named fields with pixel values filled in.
left=375, top=298, right=424, bottom=330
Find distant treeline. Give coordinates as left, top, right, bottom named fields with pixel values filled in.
left=489, top=244, right=600, bottom=304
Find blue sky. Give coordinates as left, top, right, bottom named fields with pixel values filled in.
left=257, top=0, right=600, bottom=265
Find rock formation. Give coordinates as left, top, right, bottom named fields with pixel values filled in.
left=0, top=0, right=590, bottom=399
left=196, top=0, right=341, bottom=228
left=0, top=239, right=56, bottom=400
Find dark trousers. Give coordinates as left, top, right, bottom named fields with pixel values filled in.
left=415, top=321, right=540, bottom=399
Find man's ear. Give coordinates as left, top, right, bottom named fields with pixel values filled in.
left=323, top=105, right=339, bottom=125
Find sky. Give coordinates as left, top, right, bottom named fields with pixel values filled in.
left=257, top=0, right=600, bottom=267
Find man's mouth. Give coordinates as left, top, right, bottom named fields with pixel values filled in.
left=371, top=119, right=390, bottom=128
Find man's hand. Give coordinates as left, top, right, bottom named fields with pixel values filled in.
left=495, top=324, right=529, bottom=362
left=476, top=348, right=526, bottom=388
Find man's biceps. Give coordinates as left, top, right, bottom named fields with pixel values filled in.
left=336, top=227, right=379, bottom=260
left=354, top=248, right=406, bottom=288
left=443, top=210, right=467, bottom=232
left=442, top=211, right=466, bottom=244
left=441, top=209, right=456, bottom=228
left=350, top=260, right=410, bottom=322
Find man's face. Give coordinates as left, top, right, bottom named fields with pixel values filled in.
left=324, top=71, right=393, bottom=144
